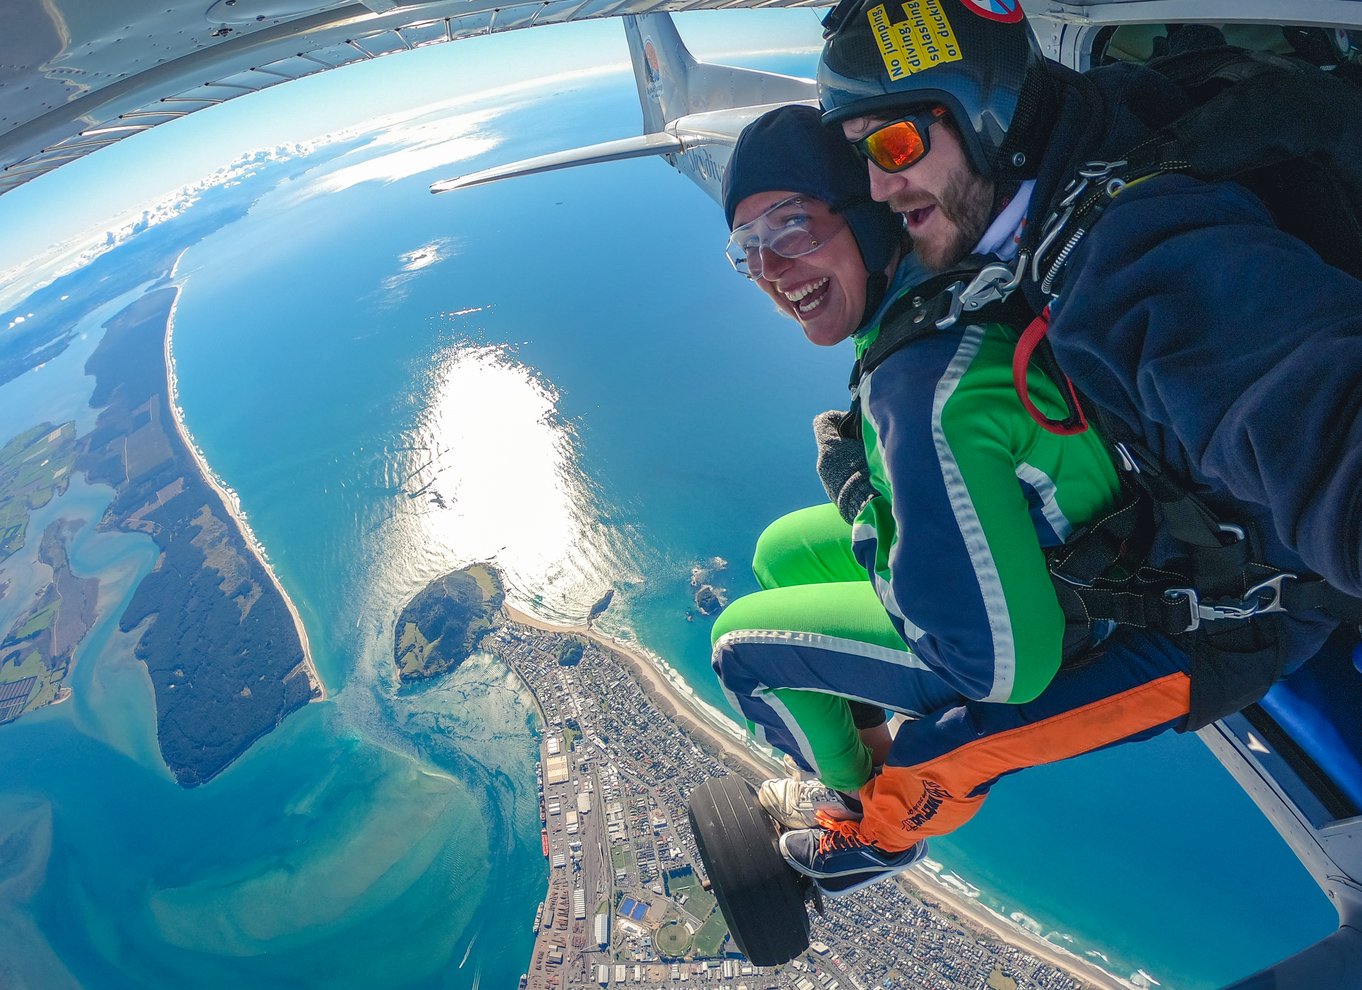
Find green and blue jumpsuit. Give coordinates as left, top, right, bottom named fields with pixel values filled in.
left=711, top=271, right=1193, bottom=851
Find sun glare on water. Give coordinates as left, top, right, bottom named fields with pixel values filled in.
left=380, top=341, right=632, bottom=622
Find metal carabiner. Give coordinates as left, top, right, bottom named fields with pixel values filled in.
left=1057, top=175, right=1090, bottom=211
left=934, top=281, right=967, bottom=331
left=1032, top=203, right=1075, bottom=284
left=1242, top=573, right=1294, bottom=616
left=1165, top=573, right=1297, bottom=632
left=1163, top=587, right=1204, bottom=632
left=959, top=260, right=1024, bottom=312
left=1112, top=442, right=1141, bottom=474
left=1078, top=159, right=1128, bottom=180
left=1052, top=160, right=1123, bottom=213
left=1165, top=587, right=1258, bottom=631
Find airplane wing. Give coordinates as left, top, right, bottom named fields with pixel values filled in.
left=431, top=12, right=817, bottom=202
left=429, top=133, right=684, bottom=193
left=7, top=0, right=1360, bottom=199
left=0, top=0, right=828, bottom=198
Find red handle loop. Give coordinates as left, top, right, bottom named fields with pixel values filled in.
left=1012, top=306, right=1090, bottom=436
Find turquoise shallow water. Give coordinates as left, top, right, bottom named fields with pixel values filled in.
left=0, top=59, right=1339, bottom=990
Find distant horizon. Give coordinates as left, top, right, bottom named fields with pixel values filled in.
left=0, top=9, right=824, bottom=297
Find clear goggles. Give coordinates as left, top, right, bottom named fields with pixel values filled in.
left=725, top=196, right=845, bottom=280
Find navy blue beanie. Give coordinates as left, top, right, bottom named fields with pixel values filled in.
left=722, top=103, right=900, bottom=276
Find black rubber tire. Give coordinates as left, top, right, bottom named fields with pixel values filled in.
left=687, top=775, right=811, bottom=966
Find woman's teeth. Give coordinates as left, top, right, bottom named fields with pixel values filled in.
left=786, top=277, right=830, bottom=314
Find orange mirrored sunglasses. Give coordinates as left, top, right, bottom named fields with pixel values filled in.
left=852, top=106, right=948, bottom=173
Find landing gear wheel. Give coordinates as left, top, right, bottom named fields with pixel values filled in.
left=687, top=775, right=814, bottom=966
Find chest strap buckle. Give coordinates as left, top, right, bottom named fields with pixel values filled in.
left=1165, top=574, right=1295, bottom=632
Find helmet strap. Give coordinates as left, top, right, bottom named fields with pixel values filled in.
left=860, top=271, right=889, bottom=328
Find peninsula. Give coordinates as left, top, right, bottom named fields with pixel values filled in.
left=75, top=283, right=322, bottom=786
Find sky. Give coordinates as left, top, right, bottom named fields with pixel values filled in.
left=0, top=9, right=826, bottom=293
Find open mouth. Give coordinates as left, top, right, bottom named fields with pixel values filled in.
left=785, top=276, right=831, bottom=316
left=904, top=205, right=936, bottom=230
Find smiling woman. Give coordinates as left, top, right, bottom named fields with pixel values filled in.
left=722, top=105, right=903, bottom=346
left=730, top=193, right=869, bottom=346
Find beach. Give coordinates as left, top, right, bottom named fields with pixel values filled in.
left=502, top=602, right=1137, bottom=990
left=904, top=871, right=1136, bottom=990
left=163, top=279, right=326, bottom=701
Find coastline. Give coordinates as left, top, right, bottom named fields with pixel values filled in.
left=502, top=603, right=779, bottom=780
left=501, top=602, right=1137, bottom=990
left=162, top=282, right=326, bottom=702
left=902, top=868, right=1137, bottom=990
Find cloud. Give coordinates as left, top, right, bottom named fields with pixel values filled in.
left=300, top=107, right=502, bottom=197
left=0, top=145, right=321, bottom=311
left=0, top=62, right=628, bottom=312
left=376, top=237, right=461, bottom=305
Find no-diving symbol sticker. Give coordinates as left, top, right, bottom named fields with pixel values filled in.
left=958, top=0, right=1023, bottom=23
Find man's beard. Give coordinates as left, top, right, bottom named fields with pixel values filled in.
left=900, top=169, right=996, bottom=272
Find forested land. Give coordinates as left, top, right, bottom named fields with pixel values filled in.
left=80, top=287, right=316, bottom=787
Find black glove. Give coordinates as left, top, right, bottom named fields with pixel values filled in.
left=813, top=410, right=875, bottom=524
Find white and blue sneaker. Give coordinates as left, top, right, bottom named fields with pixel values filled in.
left=757, top=774, right=863, bottom=830
left=779, top=815, right=926, bottom=895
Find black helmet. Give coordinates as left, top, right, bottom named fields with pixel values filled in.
left=818, top=0, right=1056, bottom=180
left=723, top=104, right=901, bottom=276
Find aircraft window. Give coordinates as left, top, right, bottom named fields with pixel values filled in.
left=1094, top=23, right=1360, bottom=68
left=1242, top=704, right=1361, bottom=826
left=1242, top=633, right=1362, bottom=829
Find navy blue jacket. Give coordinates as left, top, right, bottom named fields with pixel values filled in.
left=1030, top=63, right=1362, bottom=666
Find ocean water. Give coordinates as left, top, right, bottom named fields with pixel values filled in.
left=0, top=53, right=1339, bottom=990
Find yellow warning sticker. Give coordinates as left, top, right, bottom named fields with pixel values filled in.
left=866, top=0, right=962, bottom=81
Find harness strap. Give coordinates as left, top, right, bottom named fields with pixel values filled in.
left=1064, top=585, right=1205, bottom=631
left=1011, top=307, right=1090, bottom=436
left=1046, top=483, right=1149, bottom=586
left=1050, top=497, right=1362, bottom=637
left=839, top=298, right=943, bottom=440
left=841, top=265, right=1002, bottom=441
left=1111, top=439, right=1226, bottom=549
left=1282, top=578, right=1362, bottom=624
